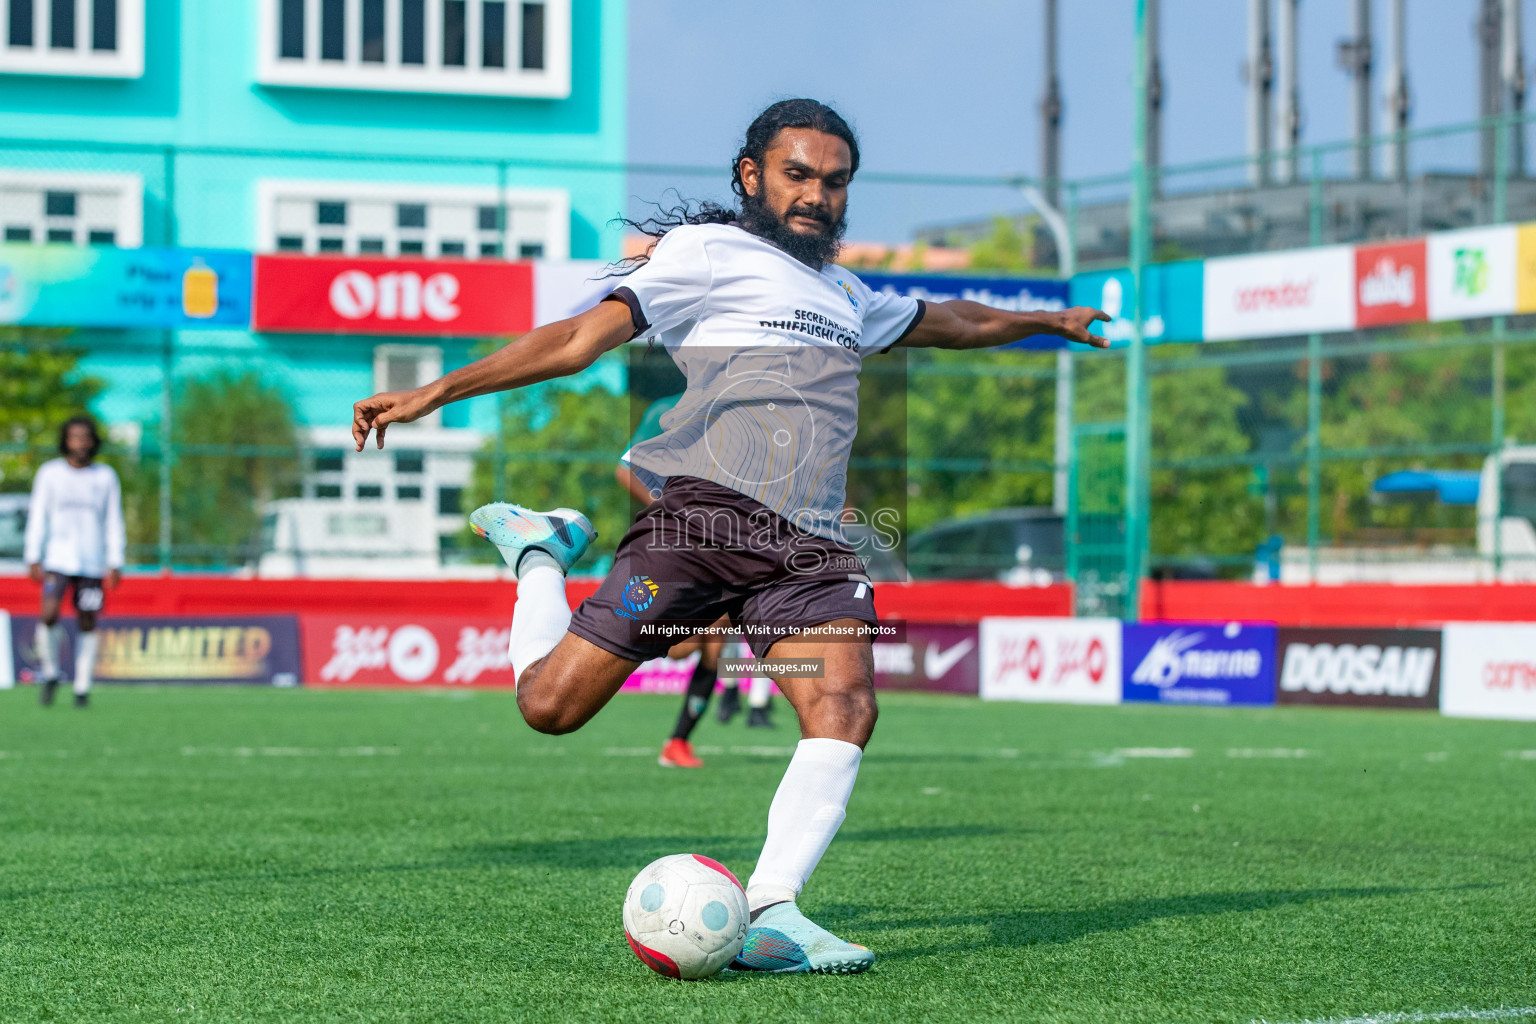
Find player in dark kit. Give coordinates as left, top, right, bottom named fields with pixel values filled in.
left=353, top=99, right=1110, bottom=974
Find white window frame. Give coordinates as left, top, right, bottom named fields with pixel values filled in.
left=0, top=0, right=144, bottom=78
left=0, top=169, right=142, bottom=247
left=255, top=178, right=569, bottom=260
left=256, top=0, right=570, bottom=98
left=373, top=344, right=443, bottom=425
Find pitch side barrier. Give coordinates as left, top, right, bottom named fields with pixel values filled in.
left=2, top=579, right=1531, bottom=716
left=975, top=617, right=1536, bottom=722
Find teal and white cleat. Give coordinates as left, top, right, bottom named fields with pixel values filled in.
left=728, top=903, right=874, bottom=975
left=469, top=502, right=595, bottom=575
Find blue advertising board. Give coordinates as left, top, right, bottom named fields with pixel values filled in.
left=0, top=245, right=253, bottom=329
left=1122, top=621, right=1277, bottom=705
left=858, top=272, right=1072, bottom=350
left=1070, top=260, right=1204, bottom=346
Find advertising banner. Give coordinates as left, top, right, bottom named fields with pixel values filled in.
left=1516, top=223, right=1536, bottom=313
left=253, top=255, right=535, bottom=336
left=858, top=272, right=1070, bottom=350
left=1441, top=622, right=1536, bottom=720
left=1354, top=239, right=1428, bottom=327
left=978, top=617, right=1121, bottom=704
left=9, top=615, right=300, bottom=685
left=1123, top=622, right=1277, bottom=705
left=301, top=614, right=515, bottom=687
left=1427, top=224, right=1517, bottom=322
left=1203, top=245, right=1355, bottom=339
left=1275, top=628, right=1441, bottom=708
left=1070, top=260, right=1205, bottom=345
left=0, top=245, right=253, bottom=329
left=0, top=610, right=11, bottom=688
left=872, top=622, right=980, bottom=694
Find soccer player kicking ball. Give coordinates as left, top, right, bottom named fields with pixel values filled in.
left=353, top=99, right=1109, bottom=975
left=25, top=417, right=125, bottom=708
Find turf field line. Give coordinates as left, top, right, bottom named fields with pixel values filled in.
left=1112, top=747, right=1195, bottom=758
left=1254, top=1005, right=1536, bottom=1024
left=177, top=746, right=400, bottom=757
left=1506, top=750, right=1536, bottom=759
left=1228, top=747, right=1315, bottom=758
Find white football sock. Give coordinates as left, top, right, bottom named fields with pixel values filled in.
left=745, top=737, right=863, bottom=912
left=508, top=551, right=570, bottom=679
left=748, top=674, right=773, bottom=709
left=35, top=621, right=63, bottom=681
left=74, top=631, right=98, bottom=696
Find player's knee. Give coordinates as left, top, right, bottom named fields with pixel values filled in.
left=77, top=613, right=96, bottom=632
left=516, top=683, right=581, bottom=735
left=841, top=686, right=878, bottom=732
left=40, top=610, right=59, bottom=627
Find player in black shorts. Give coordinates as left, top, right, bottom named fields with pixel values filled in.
left=352, top=99, right=1109, bottom=972
left=24, top=417, right=125, bottom=707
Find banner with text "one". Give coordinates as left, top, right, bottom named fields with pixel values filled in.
left=978, top=617, right=1122, bottom=704
left=858, top=272, right=1070, bottom=350
left=253, top=255, right=534, bottom=336
left=1441, top=622, right=1536, bottom=720
left=1428, top=224, right=1518, bottom=322
left=1203, top=245, right=1356, bottom=340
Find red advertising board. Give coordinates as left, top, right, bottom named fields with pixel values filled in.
left=253, top=255, right=534, bottom=336
left=301, top=614, right=516, bottom=687
left=1354, top=240, right=1427, bottom=327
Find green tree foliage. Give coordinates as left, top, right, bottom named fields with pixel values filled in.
left=124, top=370, right=302, bottom=567
left=900, top=350, right=1057, bottom=532
left=0, top=329, right=103, bottom=493
left=465, top=363, right=630, bottom=572
left=965, top=217, right=1038, bottom=273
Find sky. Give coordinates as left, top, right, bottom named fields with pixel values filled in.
left=627, top=0, right=1536, bottom=243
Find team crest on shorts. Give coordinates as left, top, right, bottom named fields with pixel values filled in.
left=615, top=574, right=661, bottom=619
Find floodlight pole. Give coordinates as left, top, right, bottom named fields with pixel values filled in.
left=1019, top=182, right=1077, bottom=519
left=1125, top=0, right=1152, bottom=621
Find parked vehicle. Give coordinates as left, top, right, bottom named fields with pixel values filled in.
left=905, top=507, right=1065, bottom=584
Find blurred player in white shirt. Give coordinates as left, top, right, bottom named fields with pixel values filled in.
left=24, top=417, right=125, bottom=707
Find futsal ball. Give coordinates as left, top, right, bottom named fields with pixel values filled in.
left=622, top=854, right=749, bottom=979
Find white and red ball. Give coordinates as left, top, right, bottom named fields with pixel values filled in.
left=622, top=854, right=749, bottom=979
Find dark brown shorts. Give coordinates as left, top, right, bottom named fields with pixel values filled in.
left=568, top=476, right=879, bottom=661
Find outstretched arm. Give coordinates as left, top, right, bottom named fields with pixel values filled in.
left=352, top=300, right=635, bottom=450
left=898, top=300, right=1112, bottom=351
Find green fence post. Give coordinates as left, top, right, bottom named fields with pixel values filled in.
left=1305, top=147, right=1323, bottom=583
left=158, top=331, right=173, bottom=570
left=1491, top=112, right=1510, bottom=579
left=1306, top=332, right=1321, bottom=583
left=1123, top=0, right=1151, bottom=621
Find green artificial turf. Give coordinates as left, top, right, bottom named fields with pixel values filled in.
left=0, top=686, right=1533, bottom=1024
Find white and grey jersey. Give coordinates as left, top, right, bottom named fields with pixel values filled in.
left=24, top=458, right=126, bottom=577
left=609, top=224, right=924, bottom=540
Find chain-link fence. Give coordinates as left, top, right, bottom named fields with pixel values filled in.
left=2, top=116, right=1534, bottom=597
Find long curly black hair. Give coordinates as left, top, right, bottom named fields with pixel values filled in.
left=612, top=98, right=860, bottom=273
